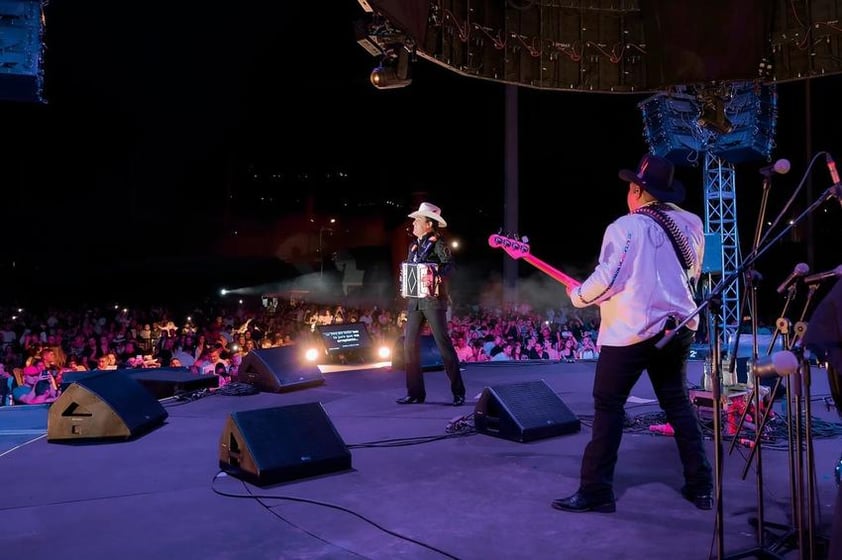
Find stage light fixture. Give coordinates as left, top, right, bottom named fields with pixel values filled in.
left=370, top=46, right=412, bottom=90
left=304, top=347, right=321, bottom=362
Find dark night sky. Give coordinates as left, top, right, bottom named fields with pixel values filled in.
left=1, top=1, right=842, bottom=312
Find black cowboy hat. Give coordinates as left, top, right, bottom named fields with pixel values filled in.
left=618, top=153, right=685, bottom=204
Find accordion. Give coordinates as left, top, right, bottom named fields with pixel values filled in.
left=400, top=262, right=438, bottom=298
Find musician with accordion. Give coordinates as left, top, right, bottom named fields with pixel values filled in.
left=396, top=202, right=466, bottom=406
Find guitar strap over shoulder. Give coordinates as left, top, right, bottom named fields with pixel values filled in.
left=633, top=203, right=695, bottom=271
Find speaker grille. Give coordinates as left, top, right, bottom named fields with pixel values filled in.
left=475, top=380, right=580, bottom=442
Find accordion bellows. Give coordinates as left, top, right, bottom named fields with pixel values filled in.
left=400, top=262, right=438, bottom=298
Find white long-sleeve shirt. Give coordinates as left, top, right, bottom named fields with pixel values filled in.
left=571, top=203, right=704, bottom=347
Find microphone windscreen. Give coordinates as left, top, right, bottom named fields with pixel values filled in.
left=752, top=351, right=799, bottom=378
left=774, top=159, right=791, bottom=175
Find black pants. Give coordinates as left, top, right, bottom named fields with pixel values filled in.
left=403, top=306, right=464, bottom=400
left=579, top=327, right=712, bottom=498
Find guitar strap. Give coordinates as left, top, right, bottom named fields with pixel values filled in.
left=633, top=203, right=695, bottom=273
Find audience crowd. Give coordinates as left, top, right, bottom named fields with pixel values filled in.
left=0, top=297, right=602, bottom=406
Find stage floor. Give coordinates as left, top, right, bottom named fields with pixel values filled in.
left=1, top=360, right=840, bottom=560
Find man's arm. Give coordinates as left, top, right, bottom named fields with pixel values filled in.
left=434, top=238, right=455, bottom=278
left=568, top=221, right=633, bottom=308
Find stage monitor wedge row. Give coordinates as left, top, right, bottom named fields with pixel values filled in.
left=474, top=380, right=581, bottom=443
left=128, top=367, right=219, bottom=399
left=238, top=346, right=324, bottom=393
left=219, top=403, right=352, bottom=486
left=62, top=367, right=219, bottom=399
left=47, top=371, right=168, bottom=442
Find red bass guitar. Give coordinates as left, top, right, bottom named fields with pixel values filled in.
left=488, top=233, right=582, bottom=290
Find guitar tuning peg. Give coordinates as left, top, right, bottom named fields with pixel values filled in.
left=496, top=227, right=503, bottom=234
left=521, top=236, right=529, bottom=243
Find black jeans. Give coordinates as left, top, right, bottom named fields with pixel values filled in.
left=403, top=306, right=464, bottom=399
left=580, top=327, right=711, bottom=498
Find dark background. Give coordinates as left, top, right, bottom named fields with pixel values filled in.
left=0, top=1, right=840, bottom=316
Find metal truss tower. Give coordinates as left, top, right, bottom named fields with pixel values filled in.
left=703, top=153, right=740, bottom=348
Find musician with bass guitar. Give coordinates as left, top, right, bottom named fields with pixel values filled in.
left=549, top=154, right=714, bottom=513
left=492, top=155, right=713, bottom=513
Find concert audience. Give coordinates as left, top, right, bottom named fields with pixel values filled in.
left=0, top=296, right=604, bottom=405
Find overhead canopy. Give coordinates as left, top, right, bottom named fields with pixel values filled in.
left=359, top=0, right=842, bottom=93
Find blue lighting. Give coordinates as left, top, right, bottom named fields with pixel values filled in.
left=640, top=82, right=778, bottom=166
left=0, top=0, right=46, bottom=103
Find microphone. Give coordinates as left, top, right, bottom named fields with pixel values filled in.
left=803, top=264, right=842, bottom=285
left=759, top=158, right=791, bottom=176
left=775, top=262, right=810, bottom=294
left=752, top=350, right=800, bottom=378
left=826, top=154, right=842, bottom=208
left=827, top=153, right=841, bottom=186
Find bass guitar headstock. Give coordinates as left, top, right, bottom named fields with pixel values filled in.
left=488, top=233, right=531, bottom=260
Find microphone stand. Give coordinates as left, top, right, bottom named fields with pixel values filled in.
left=796, top=287, right=826, bottom=559
left=719, top=169, right=788, bottom=560
left=795, top=323, right=827, bottom=560
left=720, top=168, right=780, bottom=557
left=726, top=168, right=775, bottom=378
left=766, top=303, right=827, bottom=559
left=734, top=287, right=826, bottom=558
left=736, top=300, right=796, bottom=557
left=656, top=179, right=842, bottom=560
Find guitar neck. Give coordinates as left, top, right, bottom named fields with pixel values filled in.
left=521, top=254, right=581, bottom=289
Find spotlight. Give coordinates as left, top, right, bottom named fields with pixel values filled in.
left=370, top=46, right=412, bottom=90
left=304, top=347, right=321, bottom=362
left=377, top=345, right=391, bottom=360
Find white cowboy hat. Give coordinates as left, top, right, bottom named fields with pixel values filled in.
left=407, top=202, right=447, bottom=227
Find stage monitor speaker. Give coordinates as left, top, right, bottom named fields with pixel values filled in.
left=390, top=335, right=443, bottom=370
left=316, top=323, right=374, bottom=363
left=59, top=370, right=102, bottom=391
left=238, top=346, right=325, bottom=393
left=219, top=403, right=352, bottom=486
left=47, top=371, right=168, bottom=442
left=128, top=367, right=219, bottom=399
left=474, top=380, right=580, bottom=443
